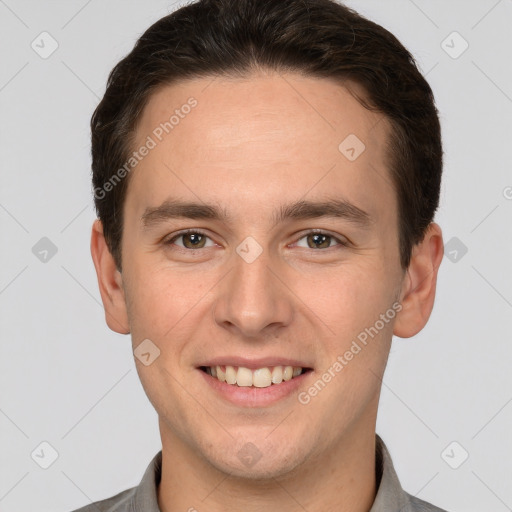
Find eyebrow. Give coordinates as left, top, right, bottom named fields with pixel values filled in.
left=141, top=198, right=373, bottom=230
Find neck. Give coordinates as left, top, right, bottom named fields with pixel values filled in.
left=157, top=421, right=377, bottom=512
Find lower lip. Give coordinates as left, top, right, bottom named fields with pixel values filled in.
left=198, top=368, right=312, bottom=407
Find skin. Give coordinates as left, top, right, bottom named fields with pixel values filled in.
left=91, top=71, right=444, bottom=512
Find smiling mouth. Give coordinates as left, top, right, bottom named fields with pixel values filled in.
left=199, top=365, right=312, bottom=388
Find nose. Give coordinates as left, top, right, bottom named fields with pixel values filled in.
left=213, top=247, right=294, bottom=340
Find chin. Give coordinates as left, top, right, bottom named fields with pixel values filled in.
left=203, top=437, right=310, bottom=481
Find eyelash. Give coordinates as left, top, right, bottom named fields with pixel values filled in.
left=163, top=229, right=349, bottom=250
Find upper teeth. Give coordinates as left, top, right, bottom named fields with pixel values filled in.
left=206, top=365, right=303, bottom=387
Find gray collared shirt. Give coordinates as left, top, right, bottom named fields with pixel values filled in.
left=71, top=435, right=448, bottom=511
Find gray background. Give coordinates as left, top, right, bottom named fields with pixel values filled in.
left=0, top=1, right=511, bottom=511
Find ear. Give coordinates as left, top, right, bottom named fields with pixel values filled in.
left=393, top=222, right=444, bottom=338
left=90, top=219, right=130, bottom=334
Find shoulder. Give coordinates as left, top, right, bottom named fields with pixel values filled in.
left=69, top=486, right=136, bottom=512
left=405, top=491, right=450, bottom=512
left=68, top=450, right=162, bottom=512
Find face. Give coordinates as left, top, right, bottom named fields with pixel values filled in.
left=93, top=72, right=439, bottom=479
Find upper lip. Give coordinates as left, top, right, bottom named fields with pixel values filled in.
left=198, top=356, right=313, bottom=370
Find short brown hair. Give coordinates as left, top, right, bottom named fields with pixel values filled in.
left=91, top=0, right=442, bottom=271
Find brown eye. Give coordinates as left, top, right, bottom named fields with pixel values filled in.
left=294, top=231, right=348, bottom=250
left=182, top=232, right=207, bottom=249
left=166, top=231, right=214, bottom=249
left=307, top=233, right=332, bottom=249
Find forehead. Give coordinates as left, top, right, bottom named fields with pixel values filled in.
left=127, top=72, right=395, bottom=226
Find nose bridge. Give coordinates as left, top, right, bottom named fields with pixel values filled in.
left=213, top=245, right=292, bottom=337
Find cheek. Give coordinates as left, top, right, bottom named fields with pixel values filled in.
left=293, top=261, right=396, bottom=336
left=123, top=263, right=189, bottom=338
left=123, top=256, right=220, bottom=357
left=292, top=261, right=399, bottom=403
left=298, top=270, right=396, bottom=428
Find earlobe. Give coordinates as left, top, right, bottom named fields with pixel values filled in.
left=393, top=222, right=444, bottom=338
left=90, top=219, right=131, bottom=335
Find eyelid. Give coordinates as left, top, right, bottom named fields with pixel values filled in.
left=291, top=229, right=350, bottom=249
left=163, top=228, right=216, bottom=247
left=164, top=228, right=349, bottom=251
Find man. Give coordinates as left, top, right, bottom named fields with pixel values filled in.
left=77, top=0, right=447, bottom=510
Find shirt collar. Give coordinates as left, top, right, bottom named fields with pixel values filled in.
left=370, top=434, right=410, bottom=511
left=133, top=434, right=409, bottom=511
left=132, top=448, right=162, bottom=511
